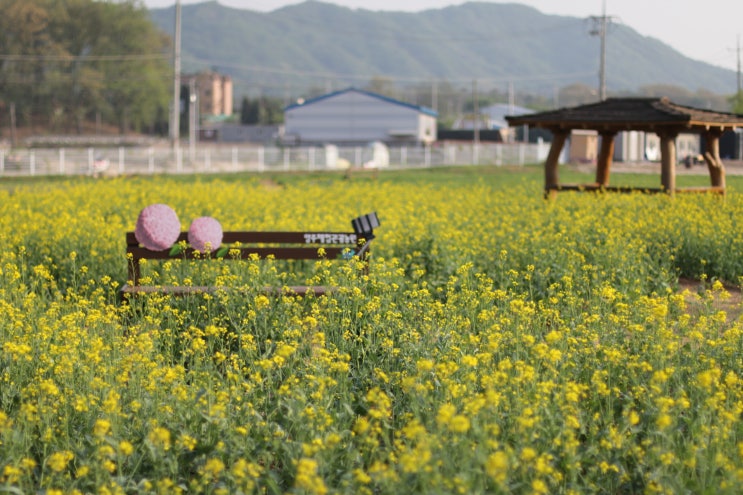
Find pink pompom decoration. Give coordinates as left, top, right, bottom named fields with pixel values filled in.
left=188, top=216, right=223, bottom=253
left=135, top=204, right=181, bottom=251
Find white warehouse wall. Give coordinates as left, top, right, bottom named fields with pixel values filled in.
left=284, top=89, right=436, bottom=145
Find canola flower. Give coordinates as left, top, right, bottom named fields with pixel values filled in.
left=0, top=171, right=742, bottom=494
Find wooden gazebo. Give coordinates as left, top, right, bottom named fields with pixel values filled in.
left=505, top=97, right=743, bottom=197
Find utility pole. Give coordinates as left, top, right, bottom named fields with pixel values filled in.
left=737, top=34, right=741, bottom=95
left=472, top=79, right=480, bottom=144
left=472, top=79, right=479, bottom=165
left=189, top=77, right=197, bottom=163
left=9, top=102, right=17, bottom=148
left=508, top=81, right=515, bottom=143
left=589, top=0, right=613, bottom=100
left=171, top=0, right=182, bottom=150
left=553, top=85, right=559, bottom=109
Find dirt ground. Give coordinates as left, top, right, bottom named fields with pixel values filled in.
left=677, top=277, right=743, bottom=324
left=568, top=160, right=743, bottom=321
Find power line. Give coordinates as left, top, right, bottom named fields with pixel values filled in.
left=0, top=53, right=169, bottom=62
left=182, top=53, right=595, bottom=86
left=228, top=3, right=577, bottom=43
left=0, top=73, right=171, bottom=85
left=270, top=17, right=578, bottom=43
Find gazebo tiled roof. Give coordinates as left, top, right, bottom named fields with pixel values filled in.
left=505, top=97, right=743, bottom=197
left=505, top=97, right=743, bottom=133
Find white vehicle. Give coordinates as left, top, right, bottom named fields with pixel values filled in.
left=363, top=141, right=389, bottom=169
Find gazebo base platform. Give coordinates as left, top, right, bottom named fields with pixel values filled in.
left=546, top=183, right=726, bottom=196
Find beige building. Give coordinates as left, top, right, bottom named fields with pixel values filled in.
left=183, top=71, right=233, bottom=117
left=569, top=130, right=598, bottom=163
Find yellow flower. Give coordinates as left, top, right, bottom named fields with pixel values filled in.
left=627, top=410, right=640, bottom=426
left=103, top=391, right=120, bottom=413
left=231, top=459, right=262, bottom=480
left=696, top=369, right=720, bottom=391
left=118, top=441, right=134, bottom=456
left=448, top=415, right=471, bottom=433
left=148, top=426, right=171, bottom=451
left=353, top=417, right=371, bottom=435
left=178, top=434, right=197, bottom=451
left=2, top=465, right=22, bottom=484
left=485, top=451, right=509, bottom=484
left=294, top=458, right=327, bottom=495
left=202, top=458, right=225, bottom=478
left=436, top=403, right=456, bottom=427
left=254, top=295, right=270, bottom=310
left=353, top=468, right=372, bottom=484
left=656, top=414, right=673, bottom=429
left=531, top=478, right=549, bottom=494
left=47, top=451, right=74, bottom=473
left=461, top=355, right=478, bottom=367
left=520, top=447, right=538, bottom=463
left=94, top=418, right=111, bottom=438
left=0, top=411, right=11, bottom=433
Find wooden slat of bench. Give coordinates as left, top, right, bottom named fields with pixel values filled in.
left=125, top=231, right=364, bottom=246
left=126, top=246, right=352, bottom=261
left=120, top=284, right=336, bottom=297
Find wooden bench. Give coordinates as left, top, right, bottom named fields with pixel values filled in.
left=120, top=213, right=380, bottom=300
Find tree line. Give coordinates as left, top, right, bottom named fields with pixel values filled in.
left=0, top=0, right=171, bottom=138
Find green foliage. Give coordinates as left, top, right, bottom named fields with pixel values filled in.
left=240, top=96, right=284, bottom=124
left=731, top=91, right=743, bottom=114
left=0, top=0, right=171, bottom=134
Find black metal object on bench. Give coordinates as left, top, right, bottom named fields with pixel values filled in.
left=120, top=212, right=380, bottom=299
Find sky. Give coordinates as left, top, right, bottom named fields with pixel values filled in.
left=141, top=0, right=742, bottom=72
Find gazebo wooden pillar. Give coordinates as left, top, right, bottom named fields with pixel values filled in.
left=596, top=131, right=617, bottom=186
left=702, top=129, right=726, bottom=190
left=544, top=130, right=568, bottom=198
left=659, top=131, right=678, bottom=195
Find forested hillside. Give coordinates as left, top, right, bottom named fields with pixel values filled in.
left=150, top=1, right=738, bottom=103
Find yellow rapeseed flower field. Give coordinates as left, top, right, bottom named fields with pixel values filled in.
left=0, top=169, right=742, bottom=494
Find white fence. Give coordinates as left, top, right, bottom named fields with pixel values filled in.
left=0, top=142, right=549, bottom=177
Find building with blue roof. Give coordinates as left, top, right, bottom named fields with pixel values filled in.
left=284, top=88, right=437, bottom=146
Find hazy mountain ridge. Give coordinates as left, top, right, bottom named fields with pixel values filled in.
left=149, top=0, right=737, bottom=98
